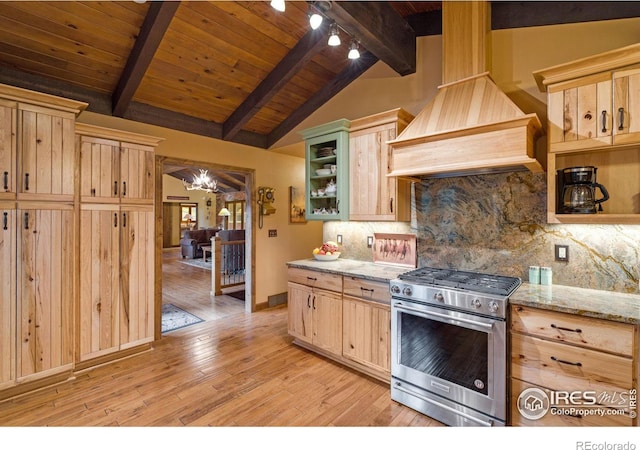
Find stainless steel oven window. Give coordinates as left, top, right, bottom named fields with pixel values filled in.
left=399, top=312, right=489, bottom=394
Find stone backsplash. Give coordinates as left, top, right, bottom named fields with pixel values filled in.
left=324, top=171, right=640, bottom=293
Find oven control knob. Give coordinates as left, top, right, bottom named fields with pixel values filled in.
left=488, top=301, right=499, bottom=313
left=390, top=285, right=401, bottom=294
left=402, top=286, right=413, bottom=296
left=433, top=292, right=444, bottom=302
left=471, top=298, right=482, bottom=309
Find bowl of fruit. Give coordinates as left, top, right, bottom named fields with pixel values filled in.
left=312, top=241, right=340, bottom=261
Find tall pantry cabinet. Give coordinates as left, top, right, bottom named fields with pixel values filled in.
left=0, top=84, right=87, bottom=390
left=75, top=124, right=160, bottom=362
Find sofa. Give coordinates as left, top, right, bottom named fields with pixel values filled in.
left=180, top=228, right=220, bottom=259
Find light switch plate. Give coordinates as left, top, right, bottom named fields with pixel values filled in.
left=367, top=236, right=374, bottom=248
left=555, top=244, right=569, bottom=262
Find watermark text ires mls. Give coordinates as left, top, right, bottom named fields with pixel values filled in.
left=517, top=387, right=637, bottom=421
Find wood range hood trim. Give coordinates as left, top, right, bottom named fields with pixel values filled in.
left=388, top=2, right=544, bottom=179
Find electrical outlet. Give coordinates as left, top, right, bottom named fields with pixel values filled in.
left=268, top=229, right=277, bottom=237
left=337, top=234, right=343, bottom=244
left=367, top=236, right=374, bottom=248
left=555, top=244, right=569, bottom=262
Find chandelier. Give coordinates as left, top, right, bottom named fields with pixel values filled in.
left=182, top=169, right=218, bottom=193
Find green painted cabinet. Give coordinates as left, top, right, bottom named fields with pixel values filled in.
left=300, top=119, right=350, bottom=221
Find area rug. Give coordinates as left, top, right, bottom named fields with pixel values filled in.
left=179, top=258, right=211, bottom=270
left=161, top=304, right=204, bottom=333
left=227, top=290, right=245, bottom=301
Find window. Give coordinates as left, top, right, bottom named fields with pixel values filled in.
left=180, top=203, right=198, bottom=231
left=225, top=201, right=245, bottom=230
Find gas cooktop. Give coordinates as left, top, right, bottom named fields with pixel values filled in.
left=398, top=267, right=521, bottom=297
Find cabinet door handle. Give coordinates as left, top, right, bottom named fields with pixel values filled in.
left=114, top=213, right=118, bottom=228
left=2, top=212, right=7, bottom=230
left=390, top=198, right=394, bottom=213
left=122, top=212, right=127, bottom=228
left=114, top=181, right=118, bottom=196
left=550, top=356, right=582, bottom=367
left=91, top=188, right=96, bottom=196
left=550, top=323, right=582, bottom=333
left=312, top=295, right=316, bottom=310
left=306, top=276, right=317, bottom=281
left=23, top=212, right=29, bottom=230
left=601, top=110, right=607, bottom=133
left=24, top=173, right=29, bottom=191
left=360, top=287, right=374, bottom=293
left=618, top=107, right=625, bottom=131
left=3, top=171, right=7, bottom=190
left=336, top=199, right=340, bottom=214
left=122, top=181, right=127, bottom=197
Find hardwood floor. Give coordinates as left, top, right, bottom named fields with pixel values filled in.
left=0, top=249, right=442, bottom=427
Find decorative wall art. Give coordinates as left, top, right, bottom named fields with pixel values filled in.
left=289, top=186, right=306, bottom=224
left=373, top=233, right=417, bottom=268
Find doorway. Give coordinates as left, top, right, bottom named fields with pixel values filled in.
left=155, top=156, right=255, bottom=340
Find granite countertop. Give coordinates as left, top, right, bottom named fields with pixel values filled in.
left=511, top=283, right=640, bottom=325
left=287, top=258, right=409, bottom=283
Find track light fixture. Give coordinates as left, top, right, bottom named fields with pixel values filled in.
left=308, top=5, right=323, bottom=30
left=348, top=40, right=360, bottom=60
left=328, top=22, right=340, bottom=47
left=270, top=0, right=285, bottom=12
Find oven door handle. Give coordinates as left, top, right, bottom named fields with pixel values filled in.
left=394, top=382, right=495, bottom=427
left=393, top=302, right=494, bottom=331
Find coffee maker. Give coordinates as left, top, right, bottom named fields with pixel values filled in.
left=556, top=166, right=609, bottom=214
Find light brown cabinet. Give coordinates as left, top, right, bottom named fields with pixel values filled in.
left=349, top=108, right=414, bottom=221
left=77, top=125, right=159, bottom=363
left=17, top=204, right=75, bottom=382
left=510, top=305, right=636, bottom=426
left=0, top=85, right=85, bottom=395
left=0, top=202, right=15, bottom=390
left=534, top=44, right=640, bottom=224
left=287, top=268, right=343, bottom=356
left=77, top=124, right=156, bottom=205
left=287, top=266, right=392, bottom=383
left=342, top=277, right=391, bottom=380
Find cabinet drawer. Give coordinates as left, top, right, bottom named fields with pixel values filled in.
left=287, top=267, right=342, bottom=293
left=510, top=379, right=633, bottom=427
left=343, top=276, right=390, bottom=304
left=510, top=305, right=634, bottom=356
left=511, top=334, right=633, bottom=395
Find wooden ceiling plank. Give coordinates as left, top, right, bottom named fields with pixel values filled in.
left=112, top=1, right=180, bottom=117
left=267, top=51, right=379, bottom=148
left=222, top=21, right=330, bottom=141
left=325, top=1, right=416, bottom=76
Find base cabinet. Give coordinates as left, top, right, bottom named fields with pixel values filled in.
left=509, top=305, right=636, bottom=426
left=287, top=267, right=392, bottom=383
left=17, top=204, right=75, bottom=382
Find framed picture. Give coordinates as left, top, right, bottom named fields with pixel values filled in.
left=373, top=233, right=417, bottom=268
left=289, top=186, right=307, bottom=224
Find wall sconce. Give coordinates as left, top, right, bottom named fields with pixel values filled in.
left=257, top=186, right=276, bottom=229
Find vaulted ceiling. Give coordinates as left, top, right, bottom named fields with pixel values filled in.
left=0, top=0, right=638, bottom=155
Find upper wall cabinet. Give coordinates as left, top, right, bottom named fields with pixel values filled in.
left=76, top=124, right=161, bottom=205
left=534, top=44, right=640, bottom=224
left=0, top=84, right=87, bottom=202
left=349, top=108, right=414, bottom=221
left=300, top=119, right=350, bottom=221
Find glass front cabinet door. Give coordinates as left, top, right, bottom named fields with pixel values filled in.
left=300, top=119, right=350, bottom=221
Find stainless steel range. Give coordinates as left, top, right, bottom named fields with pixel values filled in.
left=389, top=267, right=521, bottom=427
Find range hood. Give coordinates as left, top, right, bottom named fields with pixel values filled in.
left=387, top=1, right=543, bottom=178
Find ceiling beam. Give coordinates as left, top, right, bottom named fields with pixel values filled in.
left=324, top=1, right=416, bottom=76
left=112, top=1, right=180, bottom=117
left=267, top=51, right=378, bottom=148
left=222, top=21, right=330, bottom=141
